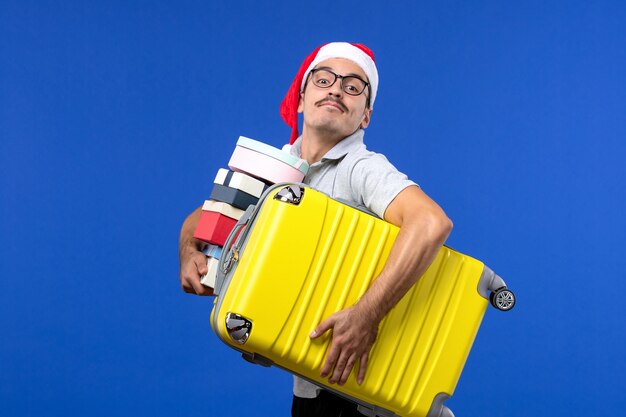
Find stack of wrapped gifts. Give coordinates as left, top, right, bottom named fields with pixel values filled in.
left=193, top=136, right=309, bottom=288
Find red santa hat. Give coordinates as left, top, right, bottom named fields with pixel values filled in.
left=280, top=42, right=378, bottom=144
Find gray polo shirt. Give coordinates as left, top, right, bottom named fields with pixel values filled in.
left=288, top=129, right=417, bottom=398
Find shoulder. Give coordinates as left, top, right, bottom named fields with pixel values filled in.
left=340, top=147, right=418, bottom=219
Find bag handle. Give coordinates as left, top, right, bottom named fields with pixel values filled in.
left=213, top=182, right=304, bottom=295
left=214, top=205, right=256, bottom=295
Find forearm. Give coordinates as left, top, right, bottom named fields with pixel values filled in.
left=179, top=206, right=214, bottom=295
left=310, top=186, right=451, bottom=385
left=179, top=206, right=205, bottom=255
left=356, top=197, right=452, bottom=323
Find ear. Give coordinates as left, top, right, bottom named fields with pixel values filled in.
left=297, top=92, right=304, bottom=113
left=360, top=108, right=373, bottom=129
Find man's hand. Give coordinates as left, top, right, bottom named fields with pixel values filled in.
left=310, top=303, right=379, bottom=386
left=309, top=186, right=452, bottom=387
left=179, top=242, right=213, bottom=296
left=178, top=206, right=214, bottom=296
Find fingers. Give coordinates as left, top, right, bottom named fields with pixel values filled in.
left=323, top=345, right=361, bottom=385
left=357, top=352, right=369, bottom=385
left=180, top=251, right=213, bottom=296
left=320, top=342, right=340, bottom=379
left=328, top=350, right=369, bottom=386
left=318, top=326, right=359, bottom=385
left=338, top=353, right=358, bottom=385
left=312, top=308, right=377, bottom=386
left=328, top=351, right=348, bottom=384
left=189, top=275, right=212, bottom=296
left=195, top=254, right=208, bottom=276
left=310, top=316, right=335, bottom=339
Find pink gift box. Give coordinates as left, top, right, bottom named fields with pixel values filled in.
left=228, top=145, right=307, bottom=184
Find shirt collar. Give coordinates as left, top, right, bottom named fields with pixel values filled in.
left=290, top=129, right=364, bottom=163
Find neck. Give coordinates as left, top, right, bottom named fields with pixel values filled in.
left=300, top=127, right=357, bottom=165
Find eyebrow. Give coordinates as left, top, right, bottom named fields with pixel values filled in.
left=314, top=66, right=367, bottom=81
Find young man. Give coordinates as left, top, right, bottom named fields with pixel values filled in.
left=178, top=42, right=453, bottom=417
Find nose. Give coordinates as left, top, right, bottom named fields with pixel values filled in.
left=327, top=77, right=344, bottom=97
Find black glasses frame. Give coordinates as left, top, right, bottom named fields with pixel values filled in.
left=309, top=68, right=370, bottom=97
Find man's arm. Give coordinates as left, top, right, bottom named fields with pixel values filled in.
left=310, top=185, right=453, bottom=385
left=179, top=206, right=214, bottom=296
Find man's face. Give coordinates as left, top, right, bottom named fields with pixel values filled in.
left=298, top=58, right=372, bottom=140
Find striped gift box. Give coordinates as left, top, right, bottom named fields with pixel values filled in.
left=209, top=168, right=269, bottom=210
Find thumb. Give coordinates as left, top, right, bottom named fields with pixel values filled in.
left=310, top=316, right=335, bottom=339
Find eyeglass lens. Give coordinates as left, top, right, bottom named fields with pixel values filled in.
left=311, top=69, right=367, bottom=96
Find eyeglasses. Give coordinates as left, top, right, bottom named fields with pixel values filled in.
left=309, top=68, right=370, bottom=97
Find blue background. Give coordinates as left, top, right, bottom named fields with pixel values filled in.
left=1, top=1, right=625, bottom=416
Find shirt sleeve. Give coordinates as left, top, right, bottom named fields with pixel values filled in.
left=347, top=152, right=418, bottom=219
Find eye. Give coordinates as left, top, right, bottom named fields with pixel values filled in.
left=316, top=78, right=331, bottom=86
left=312, top=69, right=336, bottom=88
left=343, top=77, right=365, bottom=95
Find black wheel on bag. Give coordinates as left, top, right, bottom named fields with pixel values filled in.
left=490, top=287, right=516, bottom=311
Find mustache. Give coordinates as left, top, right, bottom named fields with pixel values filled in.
left=315, top=97, right=348, bottom=112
